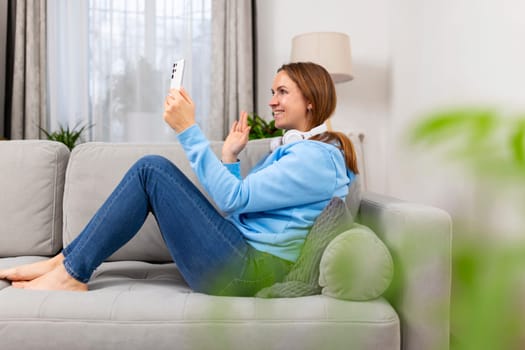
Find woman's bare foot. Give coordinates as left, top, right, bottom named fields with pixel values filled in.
left=11, top=263, right=88, bottom=292
left=0, top=253, right=65, bottom=282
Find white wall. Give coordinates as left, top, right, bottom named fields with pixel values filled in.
left=257, top=0, right=525, bottom=233
left=256, top=0, right=391, bottom=194
left=389, top=0, right=525, bottom=230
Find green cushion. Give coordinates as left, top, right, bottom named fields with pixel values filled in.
left=319, top=224, right=394, bottom=301
left=256, top=197, right=354, bottom=298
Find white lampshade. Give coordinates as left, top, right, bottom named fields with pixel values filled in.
left=291, top=32, right=353, bottom=83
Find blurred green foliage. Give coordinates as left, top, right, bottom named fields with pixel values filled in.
left=409, top=107, right=525, bottom=350
left=451, top=236, right=525, bottom=350
left=409, top=107, right=525, bottom=183
left=247, top=113, right=283, bottom=140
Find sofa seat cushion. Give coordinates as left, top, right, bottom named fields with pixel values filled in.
left=0, top=259, right=400, bottom=350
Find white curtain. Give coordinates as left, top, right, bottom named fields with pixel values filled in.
left=47, top=0, right=211, bottom=142
left=47, top=1, right=90, bottom=139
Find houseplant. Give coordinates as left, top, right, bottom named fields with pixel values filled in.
left=247, top=113, right=283, bottom=140
left=40, top=122, right=94, bottom=150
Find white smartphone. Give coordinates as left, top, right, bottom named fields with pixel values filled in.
left=170, top=59, right=185, bottom=89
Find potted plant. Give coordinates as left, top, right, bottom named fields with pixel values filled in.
left=40, top=122, right=94, bottom=150
left=247, top=113, right=283, bottom=140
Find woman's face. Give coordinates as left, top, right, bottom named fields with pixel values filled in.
left=269, top=70, right=311, bottom=131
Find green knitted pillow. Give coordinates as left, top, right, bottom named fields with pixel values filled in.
left=256, top=197, right=354, bottom=298
left=319, top=224, right=394, bottom=301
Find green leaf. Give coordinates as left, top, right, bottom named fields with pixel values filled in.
left=410, top=107, right=498, bottom=147
left=39, top=122, right=94, bottom=150
left=247, top=113, right=282, bottom=140
left=408, top=107, right=525, bottom=183
left=510, top=118, right=525, bottom=164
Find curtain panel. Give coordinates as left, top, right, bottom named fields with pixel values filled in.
left=3, top=0, right=47, bottom=140
left=0, top=1, right=6, bottom=139
left=46, top=0, right=90, bottom=140
left=209, top=0, right=254, bottom=141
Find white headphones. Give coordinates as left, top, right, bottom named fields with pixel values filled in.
left=282, top=123, right=328, bottom=144
left=271, top=123, right=328, bottom=151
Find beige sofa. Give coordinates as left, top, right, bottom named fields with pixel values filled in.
left=0, top=139, right=451, bottom=350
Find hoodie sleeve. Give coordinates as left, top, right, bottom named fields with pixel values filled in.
left=177, top=124, right=347, bottom=215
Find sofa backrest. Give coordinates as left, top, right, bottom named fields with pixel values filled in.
left=63, top=139, right=273, bottom=262
left=0, top=140, right=69, bottom=257
left=0, top=135, right=363, bottom=261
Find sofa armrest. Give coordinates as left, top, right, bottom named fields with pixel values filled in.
left=357, top=192, right=452, bottom=350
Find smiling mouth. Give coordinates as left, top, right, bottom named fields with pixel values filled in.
left=273, top=110, right=284, bottom=118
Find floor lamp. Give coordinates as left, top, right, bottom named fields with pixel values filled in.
left=290, top=32, right=353, bottom=131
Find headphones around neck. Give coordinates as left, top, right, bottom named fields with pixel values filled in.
left=271, top=123, right=328, bottom=151
left=282, top=123, right=328, bottom=144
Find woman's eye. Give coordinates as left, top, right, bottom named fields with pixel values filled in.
left=270, top=88, right=288, bottom=96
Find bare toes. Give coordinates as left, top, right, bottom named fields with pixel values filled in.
left=11, top=281, right=28, bottom=289
left=0, top=254, right=65, bottom=282
left=10, top=265, right=88, bottom=292
left=0, top=268, right=20, bottom=281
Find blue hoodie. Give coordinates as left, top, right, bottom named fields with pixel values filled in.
left=177, top=124, right=354, bottom=262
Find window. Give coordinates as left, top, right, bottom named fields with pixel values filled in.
left=48, top=0, right=211, bottom=142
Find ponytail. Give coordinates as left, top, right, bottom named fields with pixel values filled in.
left=310, top=132, right=359, bottom=174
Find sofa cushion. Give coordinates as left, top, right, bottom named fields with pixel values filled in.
left=0, top=141, right=69, bottom=257
left=63, top=141, right=272, bottom=262
left=319, top=224, right=394, bottom=301
left=0, top=259, right=400, bottom=350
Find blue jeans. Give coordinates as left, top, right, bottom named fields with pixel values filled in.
left=62, top=155, right=292, bottom=296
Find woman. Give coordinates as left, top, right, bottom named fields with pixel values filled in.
left=0, top=62, right=358, bottom=296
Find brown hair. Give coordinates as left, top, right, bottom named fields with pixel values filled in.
left=277, top=62, right=359, bottom=174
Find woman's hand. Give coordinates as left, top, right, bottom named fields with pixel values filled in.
left=163, top=88, right=195, bottom=133
left=222, top=111, right=251, bottom=163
